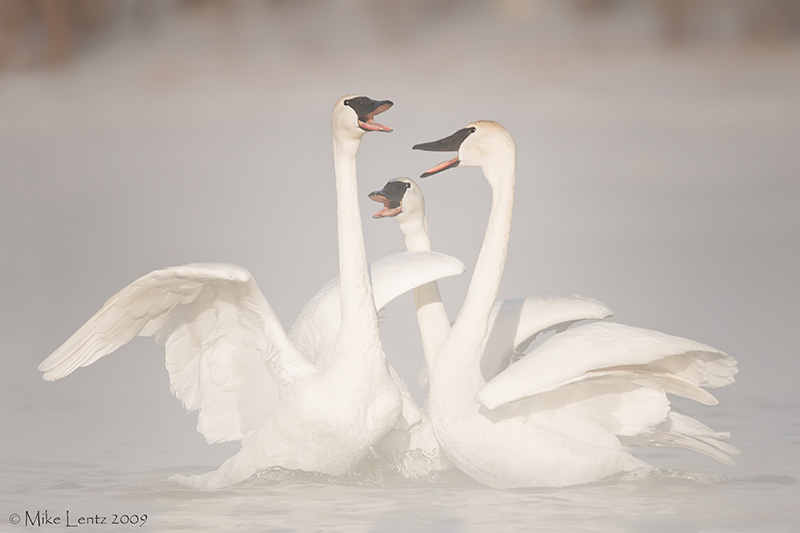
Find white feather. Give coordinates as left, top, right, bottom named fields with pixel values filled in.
left=38, top=263, right=308, bottom=443
left=477, top=321, right=737, bottom=410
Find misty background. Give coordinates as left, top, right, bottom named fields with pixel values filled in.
left=1, top=0, right=799, bottom=489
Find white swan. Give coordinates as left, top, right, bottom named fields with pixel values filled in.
left=36, top=95, right=465, bottom=489
left=368, top=177, right=453, bottom=473
left=368, top=177, right=613, bottom=475
left=410, top=120, right=739, bottom=488
left=369, top=177, right=613, bottom=370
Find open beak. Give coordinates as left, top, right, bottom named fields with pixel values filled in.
left=417, top=157, right=460, bottom=178
left=412, top=126, right=475, bottom=177
left=359, top=101, right=393, bottom=132
left=368, top=181, right=410, bottom=218
left=345, top=96, right=394, bottom=132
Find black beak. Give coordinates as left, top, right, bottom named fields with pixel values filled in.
left=344, top=96, right=394, bottom=132
left=413, top=127, right=475, bottom=152
left=368, top=180, right=411, bottom=219
left=413, top=127, right=475, bottom=177
left=369, top=181, right=411, bottom=206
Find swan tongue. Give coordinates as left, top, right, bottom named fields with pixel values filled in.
left=420, top=157, right=460, bottom=178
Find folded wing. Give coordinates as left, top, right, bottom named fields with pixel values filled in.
left=480, top=295, right=614, bottom=380
left=478, top=321, right=737, bottom=410
left=478, top=321, right=738, bottom=464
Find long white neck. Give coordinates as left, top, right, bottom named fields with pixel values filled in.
left=433, top=158, right=515, bottom=394
left=332, top=135, right=381, bottom=356
left=398, top=215, right=451, bottom=363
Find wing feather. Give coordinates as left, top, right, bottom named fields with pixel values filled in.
left=478, top=321, right=737, bottom=410
left=39, top=263, right=314, bottom=443
left=481, top=296, right=613, bottom=380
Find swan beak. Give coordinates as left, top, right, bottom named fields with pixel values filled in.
left=413, top=127, right=475, bottom=177
left=368, top=180, right=410, bottom=218
left=418, top=157, right=460, bottom=178
left=345, top=97, right=394, bottom=132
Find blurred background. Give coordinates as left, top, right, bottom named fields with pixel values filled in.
left=1, top=0, right=800, bottom=69
left=1, top=0, right=798, bottom=485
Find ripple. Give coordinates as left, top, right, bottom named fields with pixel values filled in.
left=615, top=467, right=728, bottom=484
left=49, top=480, right=85, bottom=490
left=729, top=474, right=798, bottom=485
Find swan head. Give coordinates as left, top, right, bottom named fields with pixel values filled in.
left=368, top=177, right=424, bottom=222
left=332, top=94, right=393, bottom=142
left=413, top=120, right=515, bottom=183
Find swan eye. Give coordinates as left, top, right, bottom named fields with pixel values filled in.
left=469, top=127, right=476, bottom=133
left=343, top=99, right=350, bottom=106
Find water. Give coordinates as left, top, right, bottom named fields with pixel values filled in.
left=2, top=5, right=799, bottom=532
left=3, top=449, right=799, bottom=532
left=2, top=388, right=799, bottom=532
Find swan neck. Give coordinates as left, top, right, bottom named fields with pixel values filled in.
left=399, top=216, right=432, bottom=253
left=449, top=160, right=515, bottom=362
left=332, top=135, right=379, bottom=338
left=398, top=214, right=451, bottom=363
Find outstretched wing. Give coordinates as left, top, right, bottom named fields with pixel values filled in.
left=289, top=250, right=465, bottom=363
left=480, top=296, right=613, bottom=380
left=38, top=263, right=316, bottom=443
left=477, top=321, right=737, bottom=410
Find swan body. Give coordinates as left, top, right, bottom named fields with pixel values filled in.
left=368, top=177, right=614, bottom=475
left=37, top=95, right=466, bottom=489
left=409, top=120, right=738, bottom=488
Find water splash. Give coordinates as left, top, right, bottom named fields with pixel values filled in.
left=615, top=467, right=729, bottom=484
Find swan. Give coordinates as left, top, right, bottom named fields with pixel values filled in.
left=409, top=120, right=739, bottom=488
left=368, top=177, right=453, bottom=473
left=36, top=95, right=465, bottom=489
left=368, top=177, right=614, bottom=475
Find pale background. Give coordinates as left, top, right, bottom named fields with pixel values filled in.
left=1, top=1, right=798, bottom=530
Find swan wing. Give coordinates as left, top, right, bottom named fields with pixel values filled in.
left=630, top=410, right=739, bottom=465
left=496, top=371, right=739, bottom=464
left=481, top=296, right=613, bottom=380
left=289, top=250, right=465, bottom=362
left=368, top=251, right=466, bottom=311
left=38, top=263, right=317, bottom=443
left=477, top=321, right=737, bottom=410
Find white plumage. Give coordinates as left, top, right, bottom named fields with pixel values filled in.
left=37, top=96, right=465, bottom=489
left=404, top=121, right=738, bottom=488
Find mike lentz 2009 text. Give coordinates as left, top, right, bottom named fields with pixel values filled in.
left=11, top=510, right=148, bottom=528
